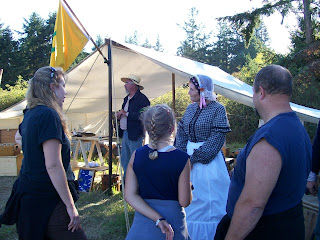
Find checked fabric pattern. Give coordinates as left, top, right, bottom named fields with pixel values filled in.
left=175, top=101, right=231, bottom=164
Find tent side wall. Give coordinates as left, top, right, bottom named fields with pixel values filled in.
left=0, top=41, right=319, bottom=134
left=0, top=117, right=22, bottom=130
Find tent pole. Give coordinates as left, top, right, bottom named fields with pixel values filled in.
left=107, top=38, right=113, bottom=194
left=172, top=73, right=176, bottom=113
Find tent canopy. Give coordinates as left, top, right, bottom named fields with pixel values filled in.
left=0, top=40, right=319, bottom=134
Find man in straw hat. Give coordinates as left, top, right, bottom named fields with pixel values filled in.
left=117, top=74, right=150, bottom=180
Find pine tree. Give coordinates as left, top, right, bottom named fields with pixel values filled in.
left=0, top=23, right=20, bottom=87
left=176, top=7, right=211, bottom=63
left=153, top=35, right=164, bottom=52
left=18, top=12, right=55, bottom=80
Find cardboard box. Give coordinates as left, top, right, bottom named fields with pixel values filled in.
left=0, top=143, right=23, bottom=176
left=0, top=153, right=23, bottom=176
left=0, top=144, right=21, bottom=156
left=0, top=129, right=18, bottom=143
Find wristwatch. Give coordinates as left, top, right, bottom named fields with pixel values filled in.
left=155, top=217, right=166, bottom=227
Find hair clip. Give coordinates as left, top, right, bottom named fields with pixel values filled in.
left=50, top=67, right=57, bottom=81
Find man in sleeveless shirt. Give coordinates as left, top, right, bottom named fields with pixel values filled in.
left=215, top=65, right=312, bottom=240
left=117, top=74, right=150, bottom=179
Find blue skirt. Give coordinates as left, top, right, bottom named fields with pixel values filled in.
left=126, top=199, right=191, bottom=240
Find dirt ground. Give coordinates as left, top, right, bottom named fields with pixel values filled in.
left=0, top=176, right=17, bottom=212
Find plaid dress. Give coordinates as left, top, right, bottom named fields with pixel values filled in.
left=175, top=101, right=231, bottom=164
left=175, top=101, right=231, bottom=240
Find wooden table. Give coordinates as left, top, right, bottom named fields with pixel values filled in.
left=71, top=136, right=107, bottom=170
left=303, top=194, right=318, bottom=240
left=225, top=157, right=236, bottom=173
left=71, top=136, right=110, bottom=191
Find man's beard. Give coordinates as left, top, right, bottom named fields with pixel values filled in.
left=125, top=87, right=129, bottom=95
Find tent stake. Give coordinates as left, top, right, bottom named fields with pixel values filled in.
left=172, top=73, right=176, bottom=113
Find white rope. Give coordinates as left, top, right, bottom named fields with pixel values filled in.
left=110, top=40, right=131, bottom=233
left=65, top=52, right=100, bottom=114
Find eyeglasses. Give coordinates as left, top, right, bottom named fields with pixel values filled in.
left=50, top=67, right=57, bottom=81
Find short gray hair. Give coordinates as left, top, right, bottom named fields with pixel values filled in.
left=254, top=65, right=293, bottom=97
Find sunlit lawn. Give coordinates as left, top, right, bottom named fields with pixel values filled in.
left=0, top=175, right=134, bottom=240
left=0, top=152, right=135, bottom=240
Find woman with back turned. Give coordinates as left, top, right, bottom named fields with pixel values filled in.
left=0, top=66, right=87, bottom=239
left=125, top=104, right=192, bottom=240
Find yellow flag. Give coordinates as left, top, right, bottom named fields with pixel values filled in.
left=50, top=0, right=89, bottom=71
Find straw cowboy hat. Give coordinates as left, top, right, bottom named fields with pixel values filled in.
left=121, top=74, right=144, bottom=90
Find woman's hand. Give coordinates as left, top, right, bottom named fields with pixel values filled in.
left=66, top=204, right=81, bottom=232
left=44, top=139, right=81, bottom=232
left=307, top=181, right=318, bottom=196
left=158, top=220, right=174, bottom=240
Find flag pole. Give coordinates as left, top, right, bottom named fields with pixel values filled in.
left=62, top=0, right=109, bottom=64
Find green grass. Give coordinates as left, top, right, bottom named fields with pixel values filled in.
left=228, top=142, right=245, bottom=153
left=0, top=176, right=134, bottom=240
left=0, top=225, right=17, bottom=240
left=77, top=190, right=134, bottom=240
left=1, top=144, right=246, bottom=239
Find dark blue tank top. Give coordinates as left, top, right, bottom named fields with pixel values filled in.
left=134, top=145, right=189, bottom=200
left=227, top=112, right=312, bottom=216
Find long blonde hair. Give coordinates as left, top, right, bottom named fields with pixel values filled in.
left=26, top=66, right=70, bottom=138
left=141, top=104, right=175, bottom=160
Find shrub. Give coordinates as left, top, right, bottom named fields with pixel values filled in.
left=0, top=76, right=27, bottom=111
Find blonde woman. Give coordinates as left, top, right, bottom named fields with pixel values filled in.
left=125, top=104, right=192, bottom=240
left=0, top=67, right=87, bottom=239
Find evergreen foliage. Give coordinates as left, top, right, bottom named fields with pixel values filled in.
left=125, top=31, right=141, bottom=45
left=0, top=4, right=319, bottom=142
left=208, top=21, right=276, bottom=73
left=154, top=35, right=164, bottom=52
left=218, top=0, right=319, bottom=47
left=173, top=6, right=320, bottom=142
left=0, top=23, right=20, bottom=87
left=125, top=31, right=164, bottom=52
left=151, top=86, right=191, bottom=121
left=18, top=12, right=56, bottom=81
left=91, top=34, right=105, bottom=52
left=69, top=50, right=90, bottom=70
left=220, top=52, right=273, bottom=142
left=176, top=7, right=212, bottom=63
left=0, top=76, right=27, bottom=111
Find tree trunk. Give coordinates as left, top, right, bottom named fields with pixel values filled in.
left=303, top=0, right=313, bottom=44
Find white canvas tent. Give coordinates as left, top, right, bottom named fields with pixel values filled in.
left=0, top=39, right=319, bottom=134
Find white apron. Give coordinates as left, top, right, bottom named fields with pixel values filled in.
left=185, top=141, right=230, bottom=240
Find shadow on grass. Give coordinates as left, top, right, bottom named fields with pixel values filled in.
left=76, top=191, right=134, bottom=240
left=0, top=176, right=134, bottom=240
